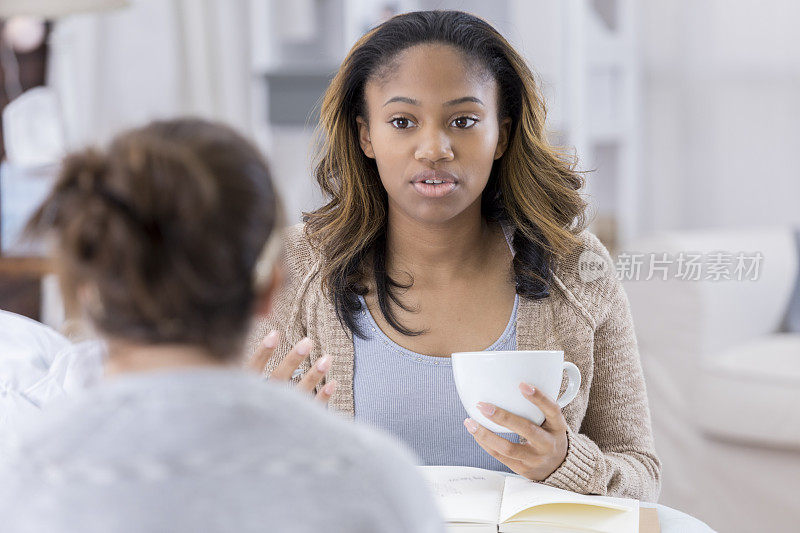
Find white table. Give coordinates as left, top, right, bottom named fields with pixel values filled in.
left=640, top=502, right=716, bottom=532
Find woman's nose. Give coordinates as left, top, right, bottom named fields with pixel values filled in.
left=414, top=129, right=454, bottom=163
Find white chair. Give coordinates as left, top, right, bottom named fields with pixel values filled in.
left=623, top=227, right=800, bottom=533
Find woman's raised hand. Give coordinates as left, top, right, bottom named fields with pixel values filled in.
left=247, top=330, right=337, bottom=404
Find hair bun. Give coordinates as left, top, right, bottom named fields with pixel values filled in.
left=60, top=149, right=109, bottom=192
left=26, top=118, right=279, bottom=360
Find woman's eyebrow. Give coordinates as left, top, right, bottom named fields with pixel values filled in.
left=383, top=96, right=419, bottom=107
left=443, top=96, right=484, bottom=107
left=382, top=96, right=485, bottom=107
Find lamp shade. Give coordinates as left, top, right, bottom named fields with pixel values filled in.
left=0, top=0, right=129, bottom=18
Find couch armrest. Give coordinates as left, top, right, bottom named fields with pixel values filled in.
left=623, top=226, right=797, bottom=367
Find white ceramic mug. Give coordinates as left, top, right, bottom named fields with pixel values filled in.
left=451, top=350, right=581, bottom=433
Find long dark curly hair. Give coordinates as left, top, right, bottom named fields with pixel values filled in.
left=305, top=10, right=589, bottom=337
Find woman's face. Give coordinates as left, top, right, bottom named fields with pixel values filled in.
left=357, top=43, right=511, bottom=225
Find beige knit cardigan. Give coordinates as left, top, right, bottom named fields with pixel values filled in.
left=247, top=223, right=662, bottom=503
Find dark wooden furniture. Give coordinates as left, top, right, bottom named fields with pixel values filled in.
left=0, top=256, right=51, bottom=320
left=0, top=22, right=51, bottom=319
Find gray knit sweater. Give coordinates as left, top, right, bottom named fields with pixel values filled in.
left=248, top=223, right=662, bottom=502
left=0, top=368, right=444, bottom=533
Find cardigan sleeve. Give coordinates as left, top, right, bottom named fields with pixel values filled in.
left=542, top=236, right=662, bottom=502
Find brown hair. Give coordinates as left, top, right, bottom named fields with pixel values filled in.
left=305, top=10, right=589, bottom=337
left=26, top=118, right=280, bottom=359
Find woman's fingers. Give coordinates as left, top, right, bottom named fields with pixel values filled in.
left=270, top=337, right=314, bottom=381
left=315, top=379, right=337, bottom=404
left=518, top=383, right=568, bottom=432
left=464, top=418, right=534, bottom=472
left=464, top=418, right=534, bottom=462
left=475, top=402, right=552, bottom=453
left=246, top=330, right=279, bottom=374
left=297, top=355, right=332, bottom=394
left=258, top=335, right=334, bottom=401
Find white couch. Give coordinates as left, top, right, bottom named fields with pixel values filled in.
left=0, top=311, right=105, bottom=452
left=623, top=227, right=800, bottom=533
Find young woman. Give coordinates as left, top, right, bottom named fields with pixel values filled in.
left=0, top=119, right=443, bottom=533
left=252, top=10, right=661, bottom=502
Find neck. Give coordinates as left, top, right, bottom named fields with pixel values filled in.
left=103, top=339, right=229, bottom=378
left=385, top=199, right=494, bottom=280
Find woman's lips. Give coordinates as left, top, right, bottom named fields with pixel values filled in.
left=410, top=170, right=458, bottom=198
left=412, top=180, right=457, bottom=198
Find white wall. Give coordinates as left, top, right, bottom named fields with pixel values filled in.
left=640, top=0, right=800, bottom=234
left=51, top=0, right=800, bottom=234
left=48, top=0, right=253, bottom=150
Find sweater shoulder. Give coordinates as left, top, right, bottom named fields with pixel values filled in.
left=550, top=229, right=620, bottom=328
left=279, top=223, right=322, bottom=277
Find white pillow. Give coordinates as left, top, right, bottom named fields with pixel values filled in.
left=0, top=311, right=105, bottom=451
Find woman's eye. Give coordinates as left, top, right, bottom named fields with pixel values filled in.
left=390, top=117, right=415, bottom=129
left=451, top=116, right=477, bottom=129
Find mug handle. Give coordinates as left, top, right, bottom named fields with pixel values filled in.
left=556, top=361, right=582, bottom=408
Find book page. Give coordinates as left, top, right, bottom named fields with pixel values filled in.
left=499, top=503, right=639, bottom=533
left=419, top=466, right=506, bottom=525
left=499, top=475, right=638, bottom=526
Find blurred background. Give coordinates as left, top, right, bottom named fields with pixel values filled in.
left=0, top=1, right=798, bottom=532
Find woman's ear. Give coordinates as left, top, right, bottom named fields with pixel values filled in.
left=356, top=116, right=375, bottom=159
left=252, top=263, right=286, bottom=318
left=494, top=117, right=512, bottom=160
left=77, top=282, right=104, bottom=316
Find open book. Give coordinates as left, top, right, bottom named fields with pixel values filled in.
left=419, top=466, right=640, bottom=533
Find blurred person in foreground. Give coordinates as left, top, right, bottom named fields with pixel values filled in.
left=0, top=118, right=443, bottom=533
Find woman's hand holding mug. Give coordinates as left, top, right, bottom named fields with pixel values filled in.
left=464, top=382, right=569, bottom=481
left=452, top=350, right=581, bottom=481
left=247, top=330, right=337, bottom=404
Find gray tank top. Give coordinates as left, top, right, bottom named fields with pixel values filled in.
left=352, top=292, right=520, bottom=473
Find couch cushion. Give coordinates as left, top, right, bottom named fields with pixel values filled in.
left=693, top=334, right=800, bottom=449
